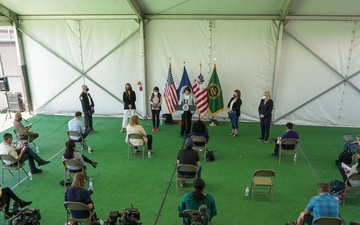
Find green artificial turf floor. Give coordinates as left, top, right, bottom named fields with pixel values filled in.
left=0, top=114, right=359, bottom=225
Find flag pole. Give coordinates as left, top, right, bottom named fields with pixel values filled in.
left=210, top=58, right=216, bottom=126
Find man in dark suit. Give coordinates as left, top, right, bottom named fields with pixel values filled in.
left=79, top=85, right=95, bottom=132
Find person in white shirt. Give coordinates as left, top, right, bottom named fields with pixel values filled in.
left=125, top=116, right=153, bottom=158
left=0, top=133, right=49, bottom=174
left=68, top=111, right=91, bottom=142
left=62, top=140, right=97, bottom=172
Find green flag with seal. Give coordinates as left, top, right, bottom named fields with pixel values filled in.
left=207, top=64, right=224, bottom=116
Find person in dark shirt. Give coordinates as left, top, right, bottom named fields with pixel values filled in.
left=65, top=172, right=97, bottom=220
left=227, top=90, right=242, bottom=138
left=272, top=122, right=299, bottom=157
left=258, top=91, right=274, bottom=142
left=79, top=85, right=95, bottom=132
left=177, top=138, right=202, bottom=187
left=190, top=120, right=209, bottom=146
left=121, top=83, right=136, bottom=133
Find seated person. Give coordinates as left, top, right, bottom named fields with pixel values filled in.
left=343, top=135, right=360, bottom=153
left=13, top=112, right=39, bottom=141
left=65, top=172, right=97, bottom=220
left=272, top=122, right=299, bottom=157
left=286, top=182, right=338, bottom=225
left=62, top=140, right=97, bottom=172
left=190, top=120, right=209, bottom=146
left=177, top=138, right=202, bottom=187
left=125, top=115, right=153, bottom=158
left=339, top=155, right=360, bottom=187
left=0, top=186, right=32, bottom=219
left=178, top=179, right=217, bottom=225
left=0, top=133, right=50, bottom=174
left=68, top=111, right=91, bottom=142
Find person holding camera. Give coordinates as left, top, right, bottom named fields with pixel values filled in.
left=178, top=179, right=217, bottom=225
left=65, top=172, right=98, bottom=220
left=179, top=86, right=197, bottom=137
left=0, top=186, right=32, bottom=219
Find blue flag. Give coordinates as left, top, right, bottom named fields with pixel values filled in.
left=177, top=66, right=192, bottom=100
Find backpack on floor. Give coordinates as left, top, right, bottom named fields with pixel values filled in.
left=162, top=113, right=174, bottom=125
left=335, top=149, right=353, bottom=166
left=206, top=149, right=215, bottom=162
left=329, top=179, right=345, bottom=194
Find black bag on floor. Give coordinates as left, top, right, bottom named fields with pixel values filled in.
left=60, top=179, right=72, bottom=186
left=329, top=179, right=345, bottom=194
left=206, top=149, right=215, bottom=162
left=162, top=113, right=174, bottom=125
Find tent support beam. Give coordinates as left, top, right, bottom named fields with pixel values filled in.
left=128, top=0, right=143, bottom=21
left=275, top=29, right=360, bottom=121
left=279, top=0, right=294, bottom=21
left=18, top=15, right=138, bottom=20
left=0, top=4, right=18, bottom=24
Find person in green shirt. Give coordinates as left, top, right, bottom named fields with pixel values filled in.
left=178, top=179, right=217, bottom=225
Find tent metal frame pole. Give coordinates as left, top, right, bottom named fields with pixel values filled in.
left=271, top=21, right=284, bottom=121
left=138, top=20, right=147, bottom=117
left=276, top=29, right=360, bottom=121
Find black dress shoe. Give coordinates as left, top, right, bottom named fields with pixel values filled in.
left=31, top=168, right=42, bottom=174
left=38, top=160, right=50, bottom=166
left=4, top=211, right=14, bottom=219
left=19, top=200, right=32, bottom=208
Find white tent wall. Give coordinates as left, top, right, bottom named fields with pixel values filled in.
left=274, top=21, right=360, bottom=127
left=144, top=19, right=278, bottom=121
left=20, top=19, right=144, bottom=115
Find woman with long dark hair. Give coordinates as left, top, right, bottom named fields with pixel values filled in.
left=227, top=90, right=242, bottom=138
left=190, top=120, right=209, bottom=146
left=121, top=83, right=136, bottom=133
left=62, top=140, right=97, bottom=172
left=178, top=179, right=217, bottom=225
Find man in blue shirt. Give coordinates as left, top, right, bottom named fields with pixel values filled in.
left=272, top=122, right=299, bottom=157
left=68, top=111, right=91, bottom=142
left=286, top=182, right=339, bottom=225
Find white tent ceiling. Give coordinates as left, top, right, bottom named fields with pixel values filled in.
left=0, top=0, right=360, bottom=126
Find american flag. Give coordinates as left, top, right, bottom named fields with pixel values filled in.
left=192, top=73, right=208, bottom=117
left=164, top=64, right=178, bottom=113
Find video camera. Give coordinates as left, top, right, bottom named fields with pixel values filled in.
left=107, top=204, right=141, bottom=225
left=8, top=202, right=41, bottom=225
left=179, top=205, right=208, bottom=225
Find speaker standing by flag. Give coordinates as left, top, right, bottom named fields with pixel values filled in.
left=207, top=63, right=224, bottom=117
left=164, top=63, right=178, bottom=113
left=193, top=73, right=208, bottom=117
left=177, top=65, right=192, bottom=100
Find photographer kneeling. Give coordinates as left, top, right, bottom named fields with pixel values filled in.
left=178, top=179, right=217, bottom=225
left=65, top=172, right=98, bottom=221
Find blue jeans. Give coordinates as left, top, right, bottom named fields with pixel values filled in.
left=231, top=116, right=239, bottom=130
left=17, top=146, right=42, bottom=170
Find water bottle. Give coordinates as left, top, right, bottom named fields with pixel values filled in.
left=160, top=118, right=163, bottom=125
left=88, top=146, right=92, bottom=153
left=98, top=219, right=104, bottom=225
left=28, top=171, right=33, bottom=181
left=36, top=146, right=40, bottom=153
left=89, top=178, right=93, bottom=190
left=245, top=187, right=249, bottom=197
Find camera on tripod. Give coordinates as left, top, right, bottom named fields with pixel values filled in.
left=179, top=205, right=209, bottom=225
left=107, top=204, right=141, bottom=225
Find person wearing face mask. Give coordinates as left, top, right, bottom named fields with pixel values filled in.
left=227, top=90, right=242, bottom=138
left=179, top=86, right=197, bottom=137
left=258, top=91, right=274, bottom=142
left=122, top=83, right=137, bottom=133
left=79, top=85, right=95, bottom=132
left=62, top=140, right=97, bottom=172
left=13, top=112, right=39, bottom=141
left=149, top=86, right=162, bottom=131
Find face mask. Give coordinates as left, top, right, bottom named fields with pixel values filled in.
left=262, top=96, right=266, bottom=100
left=233, top=94, right=237, bottom=98
left=126, top=87, right=130, bottom=90
left=86, top=88, right=89, bottom=91
left=19, top=118, right=22, bottom=121
left=154, top=92, right=158, bottom=95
